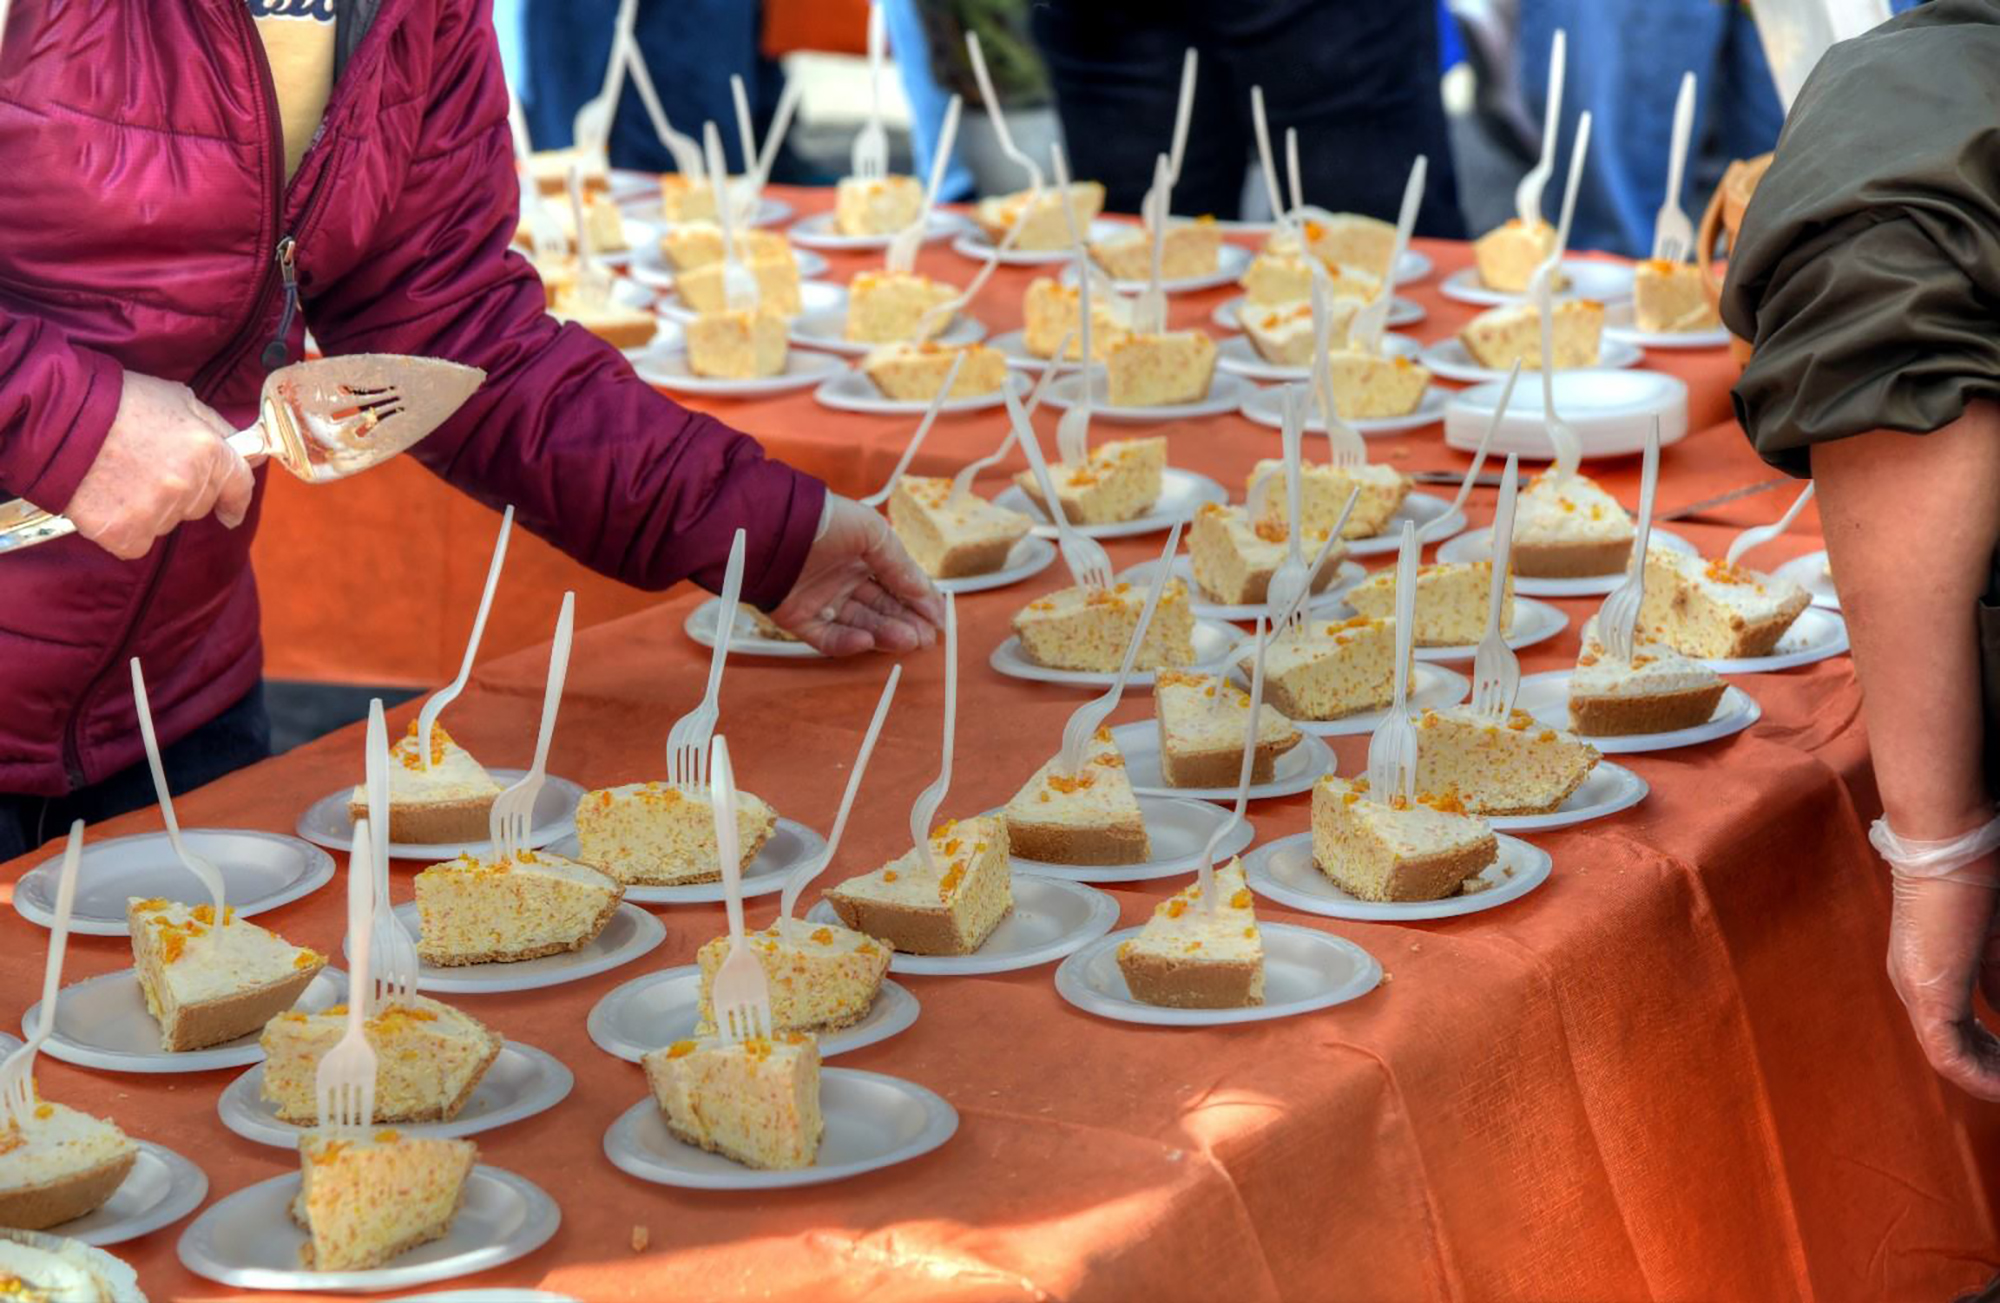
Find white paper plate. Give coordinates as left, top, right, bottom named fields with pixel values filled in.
left=1237, top=382, right=1450, bottom=436
left=993, top=467, right=1227, bottom=541
left=624, top=244, right=830, bottom=293
left=1213, top=331, right=1422, bottom=384
left=1437, top=527, right=1698, bottom=597
left=805, top=873, right=1119, bottom=975
left=1444, top=371, right=1689, bottom=466
left=989, top=617, right=1242, bottom=689
left=542, top=818, right=826, bottom=907
left=14, top=830, right=333, bottom=936
left=618, top=194, right=793, bottom=229
left=652, top=278, right=847, bottom=325
left=606, top=168, right=662, bottom=204
left=26, top=967, right=344, bottom=1074
left=790, top=307, right=987, bottom=358
left=1774, top=550, right=1838, bottom=610
left=614, top=320, right=682, bottom=363
left=1213, top=293, right=1424, bottom=332
left=1439, top=260, right=1636, bottom=307
left=603, top=1068, right=956, bottom=1189
left=814, top=366, right=1020, bottom=416
left=1699, top=606, right=1849, bottom=674
left=62, top=1141, right=208, bottom=1247
left=988, top=328, right=1088, bottom=373
left=1058, top=242, right=1254, bottom=295
left=1514, top=670, right=1761, bottom=753
left=684, top=598, right=823, bottom=659
left=1393, top=249, right=1433, bottom=285
left=1227, top=663, right=1471, bottom=736
left=1485, top=760, right=1649, bottom=832
left=587, top=966, right=919, bottom=1064
left=1243, top=831, right=1552, bottom=920
left=1054, top=921, right=1382, bottom=1026
left=342, top=903, right=663, bottom=995
left=1419, top=336, right=1645, bottom=384
left=1601, top=299, right=1731, bottom=350
left=1314, top=594, right=1568, bottom=663
left=296, top=771, right=584, bottom=864
left=631, top=347, right=844, bottom=396
left=1117, top=554, right=1363, bottom=624
left=948, top=218, right=1124, bottom=266
left=1344, top=492, right=1466, bottom=557
left=790, top=209, right=968, bottom=251
left=1108, top=720, right=1334, bottom=803
left=217, top=1041, right=573, bottom=1149
left=177, top=1166, right=558, bottom=1292
left=995, top=795, right=1257, bottom=884
left=1040, top=369, right=1258, bottom=423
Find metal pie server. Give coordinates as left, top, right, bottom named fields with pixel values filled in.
left=0, top=353, right=486, bottom=555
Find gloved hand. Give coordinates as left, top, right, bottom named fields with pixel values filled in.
left=770, top=494, right=944, bottom=655
left=65, top=371, right=255, bottom=559
left=1876, top=815, right=2000, bottom=1100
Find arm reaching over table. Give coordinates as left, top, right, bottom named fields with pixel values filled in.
left=1814, top=414, right=2000, bottom=1101
left=1722, top=0, right=2000, bottom=1097
left=298, top=4, right=935, bottom=655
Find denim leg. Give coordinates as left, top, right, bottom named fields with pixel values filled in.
left=882, top=0, right=976, bottom=203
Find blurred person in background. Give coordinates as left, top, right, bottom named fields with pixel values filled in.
left=520, top=0, right=817, bottom=182
left=1026, top=0, right=1464, bottom=233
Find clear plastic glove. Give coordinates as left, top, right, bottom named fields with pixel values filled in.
left=770, top=494, right=945, bottom=656
left=64, top=371, right=254, bottom=560
left=1876, top=815, right=2000, bottom=1100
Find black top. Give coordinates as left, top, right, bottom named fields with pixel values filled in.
left=1721, top=0, right=2000, bottom=475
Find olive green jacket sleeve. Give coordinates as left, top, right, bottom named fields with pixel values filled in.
left=1721, top=0, right=2000, bottom=476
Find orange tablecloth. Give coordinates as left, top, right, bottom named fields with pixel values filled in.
left=21, top=187, right=1997, bottom=1300
left=252, top=189, right=1748, bottom=686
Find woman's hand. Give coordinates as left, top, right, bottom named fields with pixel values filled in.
left=769, top=494, right=944, bottom=655
left=1888, top=870, right=2000, bottom=1100
left=65, top=371, right=255, bottom=559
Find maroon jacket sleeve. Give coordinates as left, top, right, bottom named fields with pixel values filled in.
left=0, top=310, right=125, bottom=514
left=300, top=9, right=824, bottom=607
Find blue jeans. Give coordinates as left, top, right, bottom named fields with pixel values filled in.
left=0, top=687, right=270, bottom=864
left=1516, top=0, right=1923, bottom=257
left=1029, top=0, right=1464, bottom=234
left=883, top=0, right=975, bottom=203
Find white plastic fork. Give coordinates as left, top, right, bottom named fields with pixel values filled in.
left=1726, top=482, right=1816, bottom=567
left=508, top=98, right=566, bottom=265
left=1364, top=520, right=1422, bottom=805
left=364, top=700, right=418, bottom=1010
left=1199, top=615, right=1269, bottom=917
left=317, top=819, right=378, bottom=1136
left=1529, top=103, right=1593, bottom=395
left=1598, top=422, right=1662, bottom=663
left=909, top=593, right=958, bottom=877
left=966, top=30, right=1043, bottom=194
left=1132, top=154, right=1173, bottom=336
left=1309, top=270, right=1367, bottom=468
left=1055, top=520, right=1186, bottom=774
left=0, top=819, right=82, bottom=1128
left=946, top=335, right=1069, bottom=506
left=1350, top=155, right=1426, bottom=354
left=1471, top=454, right=1524, bottom=720
left=417, top=505, right=513, bottom=771
left=130, top=658, right=226, bottom=919
left=888, top=94, right=961, bottom=276
left=913, top=202, right=1024, bottom=341
left=1651, top=71, right=1698, bottom=264
left=727, top=75, right=804, bottom=228
left=1272, top=502, right=1355, bottom=635
left=850, top=1, right=890, bottom=181
left=1005, top=380, right=1113, bottom=590
left=1249, top=87, right=1292, bottom=241
left=707, top=735, right=774, bottom=1043
left=1266, top=384, right=1313, bottom=631
left=623, top=38, right=705, bottom=179
left=489, top=591, right=576, bottom=859
left=1285, top=127, right=1306, bottom=227
left=567, top=163, right=613, bottom=312
left=1165, top=48, right=1198, bottom=184
left=1514, top=28, right=1567, bottom=228
left=668, top=531, right=747, bottom=792
left=1050, top=140, right=1112, bottom=462
left=705, top=122, right=758, bottom=312
left=778, top=666, right=902, bottom=943
left=1421, top=360, right=1519, bottom=543
left=571, top=0, right=639, bottom=165
left=858, top=353, right=968, bottom=509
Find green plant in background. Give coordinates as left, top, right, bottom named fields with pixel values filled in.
left=917, top=0, right=1051, bottom=108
